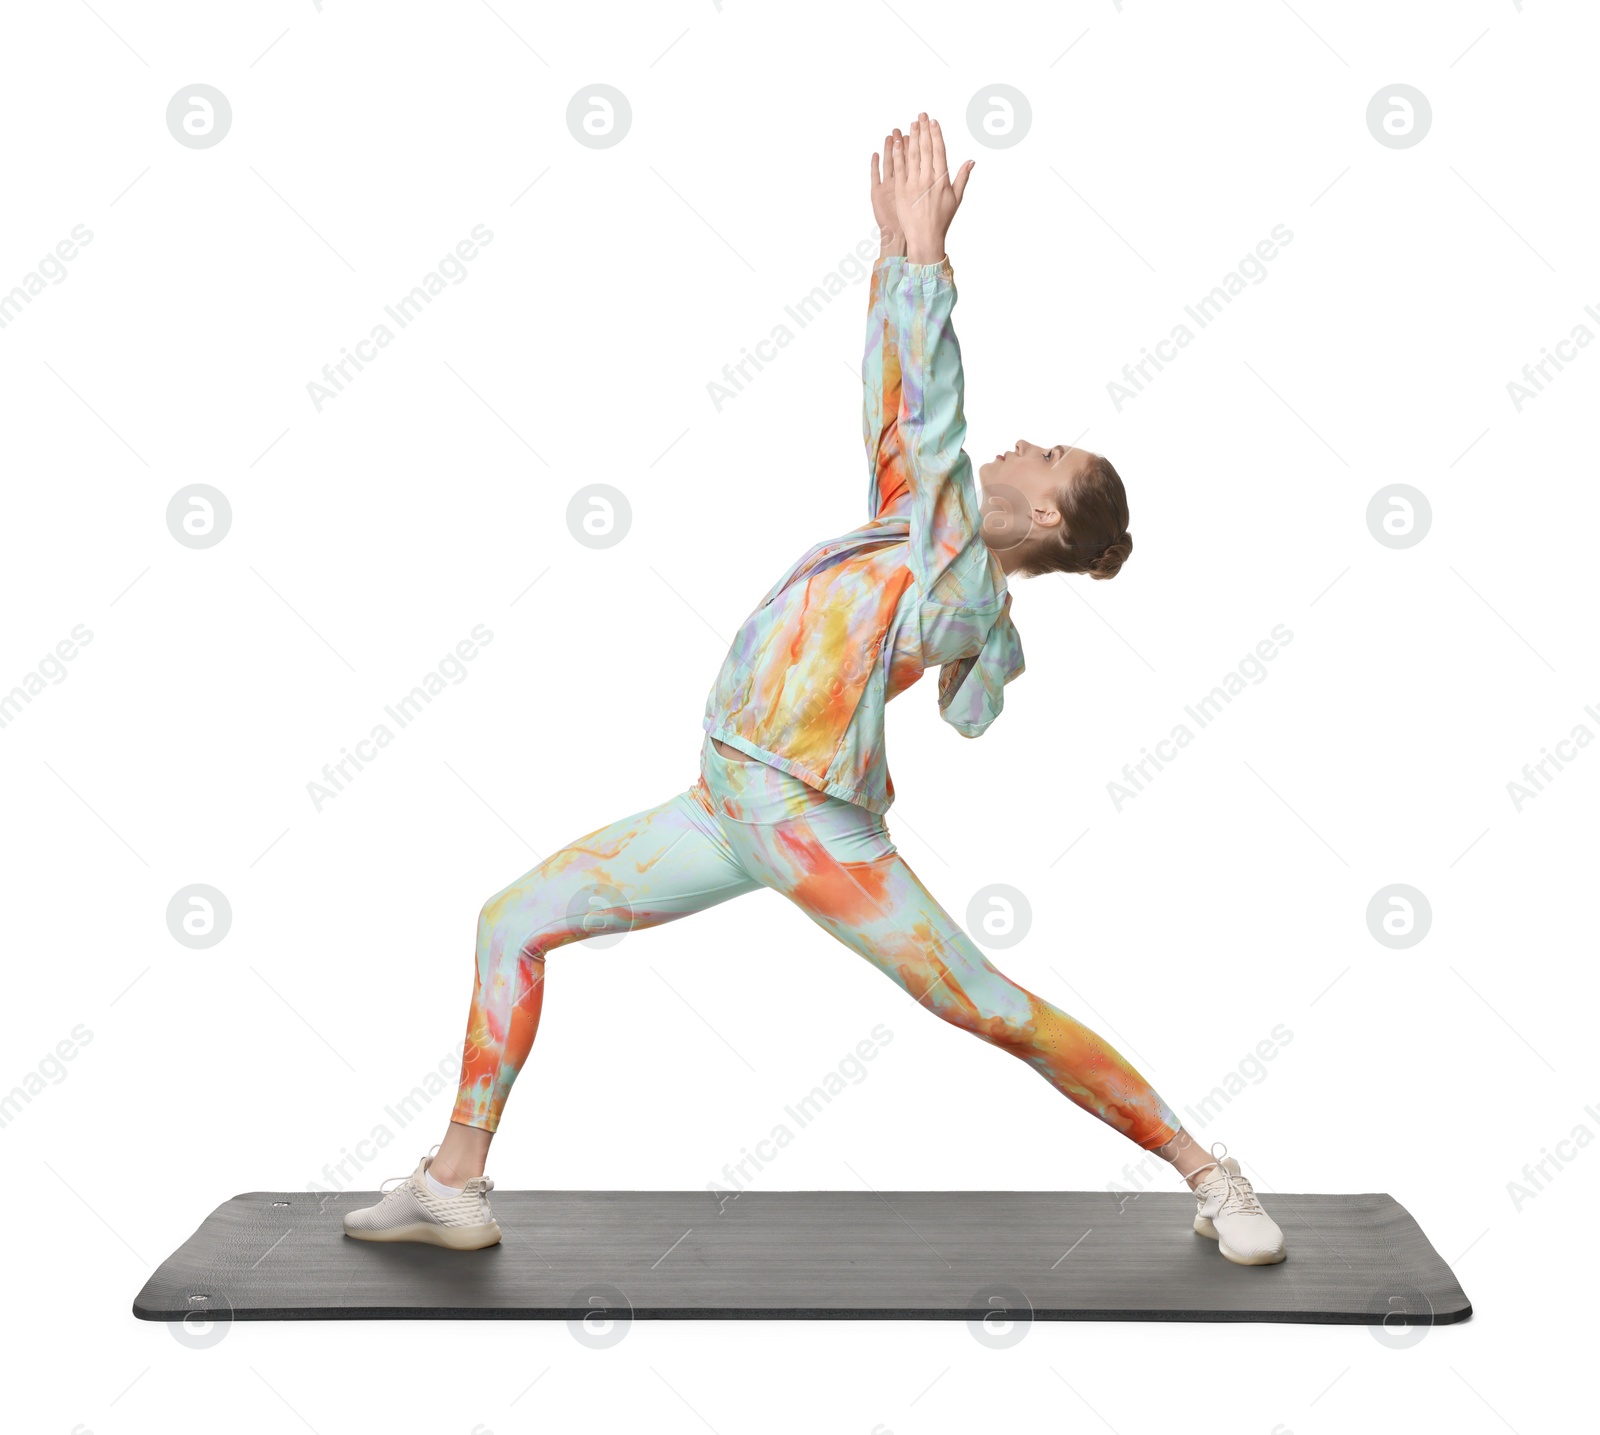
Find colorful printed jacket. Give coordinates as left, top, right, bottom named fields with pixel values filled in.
left=702, top=253, right=1025, bottom=813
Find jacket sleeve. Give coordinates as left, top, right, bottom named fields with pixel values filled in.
left=883, top=257, right=990, bottom=606
left=937, top=594, right=1026, bottom=738
left=862, top=255, right=913, bottom=520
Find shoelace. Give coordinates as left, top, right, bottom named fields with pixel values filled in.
left=1211, top=1169, right=1265, bottom=1217
left=1190, top=1144, right=1266, bottom=1216
left=376, top=1141, right=448, bottom=1194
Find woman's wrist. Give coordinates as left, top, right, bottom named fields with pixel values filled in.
left=878, top=233, right=906, bottom=258
left=906, top=243, right=946, bottom=265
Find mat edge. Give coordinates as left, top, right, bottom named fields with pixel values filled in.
left=132, top=1302, right=1474, bottom=1325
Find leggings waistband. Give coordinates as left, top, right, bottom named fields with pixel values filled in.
left=698, top=735, right=896, bottom=861
left=699, top=734, right=830, bottom=824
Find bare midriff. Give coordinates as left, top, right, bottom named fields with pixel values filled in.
left=711, top=738, right=753, bottom=762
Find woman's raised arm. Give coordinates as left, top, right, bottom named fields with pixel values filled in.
left=886, top=115, right=987, bottom=606
left=864, top=133, right=913, bottom=521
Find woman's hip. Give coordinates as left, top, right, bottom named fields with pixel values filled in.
left=699, top=733, right=896, bottom=867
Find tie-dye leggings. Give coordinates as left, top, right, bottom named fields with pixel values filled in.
left=451, top=736, right=1181, bottom=1150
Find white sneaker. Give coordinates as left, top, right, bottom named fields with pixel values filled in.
left=342, top=1153, right=501, bottom=1251
left=1191, top=1148, right=1286, bottom=1266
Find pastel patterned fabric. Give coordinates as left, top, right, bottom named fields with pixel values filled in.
left=702, top=255, right=1026, bottom=815
left=452, top=737, right=1181, bottom=1150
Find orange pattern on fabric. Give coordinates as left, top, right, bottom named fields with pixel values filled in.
left=701, top=256, right=1024, bottom=815
left=451, top=741, right=1180, bottom=1152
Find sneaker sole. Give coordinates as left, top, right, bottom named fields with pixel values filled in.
left=1193, top=1215, right=1286, bottom=1266
left=344, top=1221, right=501, bottom=1251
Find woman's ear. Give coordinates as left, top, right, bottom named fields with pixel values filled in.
left=1030, top=505, right=1063, bottom=529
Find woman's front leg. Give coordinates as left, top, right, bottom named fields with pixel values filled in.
left=440, top=784, right=759, bottom=1171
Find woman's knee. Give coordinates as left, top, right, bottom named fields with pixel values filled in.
left=923, top=961, right=1036, bottom=1037
left=476, top=888, right=560, bottom=965
left=477, top=879, right=627, bottom=963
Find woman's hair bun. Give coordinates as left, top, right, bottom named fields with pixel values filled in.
left=1087, top=532, right=1133, bottom=580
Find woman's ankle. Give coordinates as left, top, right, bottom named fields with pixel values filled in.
left=431, top=1120, right=493, bottom=1187
left=426, top=1158, right=477, bottom=1188
left=1152, top=1127, right=1221, bottom=1189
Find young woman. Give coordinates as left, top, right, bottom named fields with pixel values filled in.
left=344, top=114, right=1287, bottom=1268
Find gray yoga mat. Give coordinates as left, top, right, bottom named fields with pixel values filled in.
left=133, top=1188, right=1471, bottom=1325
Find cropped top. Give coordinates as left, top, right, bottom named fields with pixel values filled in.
left=701, top=254, right=1025, bottom=813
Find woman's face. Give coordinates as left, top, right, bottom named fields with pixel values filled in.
left=977, top=440, right=1091, bottom=561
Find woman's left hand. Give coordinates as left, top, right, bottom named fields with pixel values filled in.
left=893, top=113, right=973, bottom=265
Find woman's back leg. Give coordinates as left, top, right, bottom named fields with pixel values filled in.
left=731, top=808, right=1181, bottom=1152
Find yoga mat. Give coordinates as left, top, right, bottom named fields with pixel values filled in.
left=133, top=1188, right=1471, bottom=1325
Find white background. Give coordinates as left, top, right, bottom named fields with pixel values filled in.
left=3, top=1, right=1595, bottom=1431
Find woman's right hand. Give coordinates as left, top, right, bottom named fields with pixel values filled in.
left=871, top=130, right=906, bottom=257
